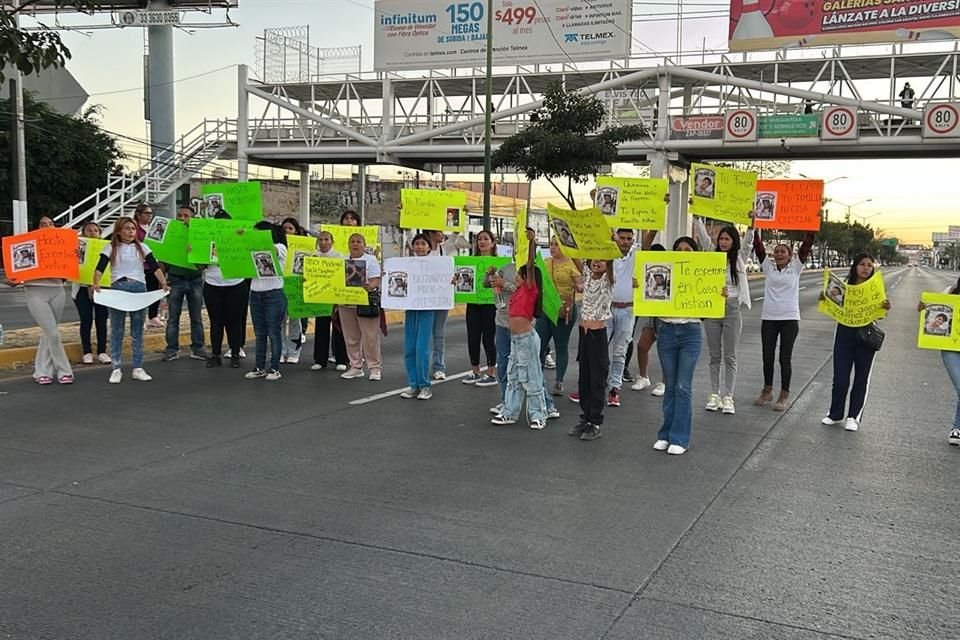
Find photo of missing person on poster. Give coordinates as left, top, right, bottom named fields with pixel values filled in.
left=445, top=207, right=461, bottom=229
left=924, top=304, right=953, bottom=336
left=456, top=267, right=476, bottom=293
left=388, top=271, right=408, bottom=298
left=11, top=240, right=37, bottom=270
left=754, top=192, right=777, bottom=220
left=345, top=259, right=367, bottom=287
left=825, top=273, right=846, bottom=307
left=77, top=238, right=87, bottom=265
left=146, top=218, right=169, bottom=243
left=644, top=264, right=672, bottom=301
left=595, top=186, right=619, bottom=216
left=551, top=219, right=578, bottom=250
left=694, top=168, right=716, bottom=199
left=252, top=251, right=277, bottom=278
left=292, top=251, right=308, bottom=276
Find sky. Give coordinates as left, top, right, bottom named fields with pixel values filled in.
left=27, top=0, right=957, bottom=244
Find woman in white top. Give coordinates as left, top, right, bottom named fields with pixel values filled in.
left=751, top=227, right=815, bottom=411
left=311, top=231, right=349, bottom=371
left=243, top=221, right=287, bottom=381
left=73, top=222, right=111, bottom=366
left=93, top=216, right=170, bottom=384
left=201, top=210, right=249, bottom=369
left=694, top=218, right=754, bottom=415
left=339, top=233, right=383, bottom=381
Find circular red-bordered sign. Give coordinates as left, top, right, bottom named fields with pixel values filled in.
left=823, top=107, right=856, bottom=137
left=726, top=110, right=756, bottom=139
left=925, top=104, right=960, bottom=135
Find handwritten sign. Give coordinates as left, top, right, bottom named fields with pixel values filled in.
left=546, top=204, right=621, bottom=260
left=2, top=228, right=78, bottom=281
left=535, top=253, right=561, bottom=325
left=595, top=177, right=669, bottom=229
left=284, top=235, right=316, bottom=276
left=400, top=189, right=467, bottom=233
left=76, top=238, right=111, bottom=287
left=187, top=219, right=253, bottom=264
left=283, top=276, right=333, bottom=319
left=817, top=270, right=887, bottom=327
left=320, top=224, right=379, bottom=252
left=302, top=256, right=369, bottom=305
left=918, top=292, right=960, bottom=352
left=514, top=208, right=530, bottom=267
left=633, top=251, right=727, bottom=318
left=688, top=163, right=757, bottom=226
left=754, top=179, right=824, bottom=231
left=143, top=219, right=193, bottom=269
left=215, top=229, right=277, bottom=279
left=453, top=256, right=511, bottom=304
left=199, top=181, right=263, bottom=221
left=382, top=256, right=455, bottom=310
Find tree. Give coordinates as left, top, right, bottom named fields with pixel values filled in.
left=492, top=82, right=645, bottom=209
left=0, top=1, right=100, bottom=83
left=0, top=93, right=123, bottom=226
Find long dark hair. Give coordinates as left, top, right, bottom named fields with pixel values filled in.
left=951, top=276, right=960, bottom=295
left=281, top=217, right=305, bottom=236
left=846, top=253, right=875, bottom=284
left=254, top=220, right=287, bottom=246
left=473, top=229, right=497, bottom=256
left=673, top=236, right=698, bottom=251
left=517, top=263, right=544, bottom=318
left=717, top=225, right=740, bottom=286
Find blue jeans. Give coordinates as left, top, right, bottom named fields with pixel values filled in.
left=536, top=304, right=577, bottom=386
left=405, top=310, right=435, bottom=389
left=656, top=321, right=703, bottom=448
left=606, top=305, right=634, bottom=391
left=282, top=314, right=303, bottom=360
left=249, top=288, right=286, bottom=371
left=495, top=324, right=511, bottom=401
left=432, top=309, right=449, bottom=374
left=109, top=279, right=147, bottom=370
left=502, top=329, right=547, bottom=423
left=942, top=351, right=960, bottom=430
left=165, top=275, right=204, bottom=353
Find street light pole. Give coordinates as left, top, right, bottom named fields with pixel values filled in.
left=832, top=198, right=872, bottom=223
left=481, top=1, right=494, bottom=232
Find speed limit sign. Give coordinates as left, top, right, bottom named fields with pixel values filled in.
left=820, top=106, right=858, bottom=140
left=923, top=103, right=960, bottom=138
left=724, top=109, right=757, bottom=142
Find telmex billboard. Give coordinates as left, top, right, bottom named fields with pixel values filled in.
left=729, top=0, right=960, bottom=51
left=6, top=1, right=237, bottom=12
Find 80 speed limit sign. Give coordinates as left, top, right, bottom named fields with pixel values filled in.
left=923, top=103, right=960, bottom=138
left=724, top=109, right=757, bottom=142
left=820, top=106, right=858, bottom=140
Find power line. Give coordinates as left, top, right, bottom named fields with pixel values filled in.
left=41, top=64, right=236, bottom=102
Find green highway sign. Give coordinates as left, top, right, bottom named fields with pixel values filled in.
left=758, top=114, right=819, bottom=138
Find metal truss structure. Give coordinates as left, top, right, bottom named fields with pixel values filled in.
left=253, top=26, right=362, bottom=84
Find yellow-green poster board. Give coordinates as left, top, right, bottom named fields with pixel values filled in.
left=688, top=163, right=757, bottom=226
left=595, top=177, right=668, bottom=229
left=285, top=235, right=316, bottom=276
left=817, top=270, right=887, bottom=327
left=320, top=224, right=379, bottom=252
left=918, top=292, right=960, bottom=351
left=546, top=204, right=621, bottom=260
left=302, top=256, right=369, bottom=305
left=633, top=251, right=727, bottom=318
left=400, top=189, right=467, bottom=233
left=76, top=237, right=110, bottom=287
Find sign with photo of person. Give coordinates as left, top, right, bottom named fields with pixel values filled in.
left=76, top=237, right=111, bottom=287
left=632, top=251, right=727, bottom=318
left=284, top=235, right=316, bottom=276
left=143, top=218, right=193, bottom=269
left=302, top=256, right=369, bottom=305
left=214, top=229, right=277, bottom=279
left=381, top=256, right=455, bottom=311
left=752, top=179, right=824, bottom=231
left=399, top=189, right=467, bottom=233
left=594, top=176, right=669, bottom=229
left=283, top=276, right=333, bottom=319
left=817, top=270, right=888, bottom=327
left=453, top=256, right=511, bottom=305
left=545, top=204, right=622, bottom=260
left=186, top=219, right=254, bottom=264
left=199, top=181, right=263, bottom=221
left=2, top=228, right=78, bottom=282
left=688, top=163, right=757, bottom=226
left=918, top=293, right=960, bottom=351
left=320, top=224, right=379, bottom=252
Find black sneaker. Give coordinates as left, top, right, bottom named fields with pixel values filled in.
left=623, top=370, right=635, bottom=383
left=161, top=350, right=180, bottom=362
left=580, top=424, right=603, bottom=441
left=568, top=421, right=590, bottom=437
left=205, top=355, right=222, bottom=368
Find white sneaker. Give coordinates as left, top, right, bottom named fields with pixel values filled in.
left=631, top=376, right=651, bottom=391
left=265, top=369, right=282, bottom=381
left=721, top=396, right=736, bottom=415
left=705, top=394, right=721, bottom=411
left=433, top=371, right=447, bottom=380
left=285, top=356, right=299, bottom=365
left=238, top=348, right=246, bottom=358
left=82, top=353, right=94, bottom=365
left=667, top=444, right=687, bottom=455
left=821, top=416, right=844, bottom=426
left=328, top=356, right=336, bottom=363
left=489, top=402, right=504, bottom=415
left=131, top=368, right=152, bottom=382
left=400, top=387, right=418, bottom=399
left=341, top=368, right=365, bottom=379
left=108, top=369, right=122, bottom=384
left=949, top=428, right=960, bottom=445
left=652, top=439, right=669, bottom=451
left=651, top=382, right=665, bottom=397
left=844, top=417, right=860, bottom=432
left=544, top=354, right=556, bottom=369
left=546, top=407, right=560, bottom=419
left=369, top=370, right=382, bottom=381
left=310, top=363, right=324, bottom=371
left=530, top=419, right=546, bottom=430
left=417, top=387, right=433, bottom=400
left=97, top=353, right=112, bottom=365
left=491, top=414, right=517, bottom=425
left=336, top=364, right=348, bottom=371
left=225, top=348, right=246, bottom=359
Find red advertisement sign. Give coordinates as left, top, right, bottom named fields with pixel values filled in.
left=728, top=0, right=960, bottom=51
left=669, top=115, right=725, bottom=140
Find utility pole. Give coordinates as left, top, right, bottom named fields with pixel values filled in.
left=481, top=0, right=494, bottom=232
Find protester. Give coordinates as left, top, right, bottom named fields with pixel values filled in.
left=919, top=275, right=960, bottom=445
left=279, top=217, right=308, bottom=365
left=310, top=231, right=349, bottom=372
left=568, top=258, right=614, bottom=441
left=244, top=221, right=287, bottom=381
left=753, top=227, right=815, bottom=411
left=628, top=238, right=665, bottom=396
left=820, top=255, right=891, bottom=432
left=537, top=236, right=583, bottom=395
left=201, top=210, right=248, bottom=369
left=694, top=218, right=753, bottom=414
left=162, top=206, right=208, bottom=362
left=73, top=221, right=110, bottom=365
left=401, top=233, right=437, bottom=400
left=491, top=229, right=548, bottom=430
left=488, top=259, right=517, bottom=416
left=653, top=236, right=703, bottom=455
left=339, top=233, right=383, bottom=381
left=340, top=210, right=361, bottom=226
left=94, top=216, right=169, bottom=383
left=428, top=229, right=470, bottom=380
left=133, top=203, right=164, bottom=328
left=462, top=230, right=499, bottom=387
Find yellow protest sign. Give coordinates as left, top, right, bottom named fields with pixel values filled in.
left=284, top=235, right=316, bottom=276
left=76, top=237, right=110, bottom=287
left=918, top=292, right=960, bottom=351
left=320, top=224, right=379, bottom=252
left=633, top=251, right=727, bottom=318
left=595, top=177, right=668, bottom=229
left=515, top=208, right=529, bottom=267
left=688, top=163, right=757, bottom=226
left=302, top=256, right=369, bottom=305
left=817, top=270, right=887, bottom=327
left=546, top=204, right=621, bottom=260
left=400, top=189, right=467, bottom=233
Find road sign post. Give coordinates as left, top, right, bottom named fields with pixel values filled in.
left=923, top=103, right=960, bottom=138
left=820, top=106, right=859, bottom=141
left=724, top=108, right=758, bottom=142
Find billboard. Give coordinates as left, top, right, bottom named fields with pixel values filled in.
left=729, top=0, right=960, bottom=52
left=373, top=0, right=632, bottom=72
left=8, top=1, right=237, bottom=12
left=669, top=115, right=724, bottom=140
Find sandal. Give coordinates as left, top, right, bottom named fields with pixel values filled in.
left=36, top=376, right=53, bottom=385
left=58, top=375, right=75, bottom=385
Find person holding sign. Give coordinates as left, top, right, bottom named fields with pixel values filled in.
left=536, top=237, right=583, bottom=396
left=428, top=229, right=470, bottom=380
left=652, top=237, right=704, bottom=456
left=3, top=217, right=75, bottom=385
left=918, top=276, right=960, bottom=445
left=94, top=216, right=170, bottom=384
left=280, top=218, right=312, bottom=365
left=201, top=210, right=249, bottom=369
left=133, top=204, right=165, bottom=329
left=399, top=234, right=438, bottom=400
left=461, top=231, right=500, bottom=387
left=161, top=207, right=208, bottom=363
left=491, top=229, right=549, bottom=430
left=339, top=233, right=383, bottom=381
left=752, top=227, right=815, bottom=411
left=243, top=221, right=287, bottom=381
left=694, top=218, right=755, bottom=415
left=73, top=222, right=111, bottom=366
left=310, top=231, right=349, bottom=372
left=819, top=255, right=891, bottom=432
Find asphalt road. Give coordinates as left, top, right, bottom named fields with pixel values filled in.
left=2, top=266, right=959, bottom=639
left=0, top=282, right=79, bottom=331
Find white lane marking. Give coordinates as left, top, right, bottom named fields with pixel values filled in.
left=349, top=370, right=473, bottom=405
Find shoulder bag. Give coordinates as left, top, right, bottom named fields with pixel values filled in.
left=856, top=322, right=885, bottom=352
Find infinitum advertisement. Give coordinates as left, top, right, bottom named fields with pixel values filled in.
left=373, top=0, right=632, bottom=71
